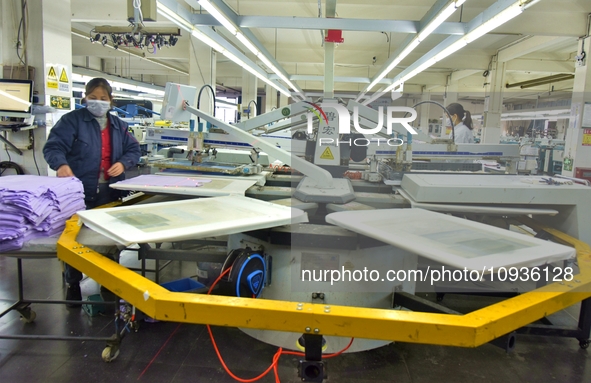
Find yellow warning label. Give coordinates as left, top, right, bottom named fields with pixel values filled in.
left=320, top=147, right=335, bottom=160
left=59, top=68, right=68, bottom=83
left=48, top=66, right=57, bottom=80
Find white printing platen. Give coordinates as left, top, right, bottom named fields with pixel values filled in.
left=326, top=208, right=575, bottom=271
left=77, top=195, right=308, bottom=246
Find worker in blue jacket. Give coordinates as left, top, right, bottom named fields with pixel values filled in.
left=43, top=77, right=141, bottom=307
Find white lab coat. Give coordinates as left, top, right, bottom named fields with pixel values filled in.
left=450, top=122, right=474, bottom=143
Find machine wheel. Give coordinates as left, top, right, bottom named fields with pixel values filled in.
left=19, top=308, right=36, bottom=323
left=579, top=339, right=590, bottom=350
left=102, top=345, right=120, bottom=362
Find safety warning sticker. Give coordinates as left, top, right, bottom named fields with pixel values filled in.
left=320, top=147, right=335, bottom=160
left=47, top=66, right=58, bottom=89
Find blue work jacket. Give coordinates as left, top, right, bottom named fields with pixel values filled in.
left=43, top=108, right=141, bottom=203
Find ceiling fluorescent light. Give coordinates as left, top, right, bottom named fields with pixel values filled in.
left=418, top=1, right=458, bottom=42
left=433, top=39, right=467, bottom=61
left=112, top=92, right=141, bottom=99
left=191, top=29, right=227, bottom=53
left=156, top=2, right=194, bottom=32
left=223, top=50, right=291, bottom=98
left=257, top=54, right=298, bottom=91
left=400, top=58, right=437, bottom=84
left=365, top=0, right=464, bottom=94
left=160, top=0, right=291, bottom=98
left=523, top=0, right=541, bottom=9
left=236, top=33, right=260, bottom=55
left=72, top=73, right=91, bottom=83
left=383, top=80, right=402, bottom=93
left=113, top=82, right=139, bottom=91
left=396, top=38, right=422, bottom=64
left=198, top=0, right=237, bottom=35
left=197, top=0, right=295, bottom=95
left=464, top=2, right=523, bottom=43
left=386, top=0, right=524, bottom=90
left=367, top=38, right=420, bottom=90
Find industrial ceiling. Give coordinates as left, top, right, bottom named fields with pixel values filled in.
left=69, top=0, right=591, bottom=103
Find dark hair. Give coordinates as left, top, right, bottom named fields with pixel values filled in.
left=446, top=103, right=473, bottom=130
left=85, top=77, right=113, bottom=103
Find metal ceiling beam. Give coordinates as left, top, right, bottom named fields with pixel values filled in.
left=498, top=36, right=573, bottom=62
left=270, top=75, right=394, bottom=84
left=185, top=0, right=305, bottom=97
left=191, top=15, right=466, bottom=35
left=505, top=58, right=575, bottom=73
left=324, top=0, right=338, bottom=99
left=450, top=69, right=481, bottom=82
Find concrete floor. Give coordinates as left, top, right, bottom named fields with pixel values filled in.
left=1, top=253, right=590, bottom=383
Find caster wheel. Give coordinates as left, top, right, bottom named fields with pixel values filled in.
left=19, top=309, right=36, bottom=323
left=102, top=346, right=120, bottom=362
left=579, top=339, right=590, bottom=350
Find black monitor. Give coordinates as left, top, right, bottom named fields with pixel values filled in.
left=0, top=79, right=34, bottom=119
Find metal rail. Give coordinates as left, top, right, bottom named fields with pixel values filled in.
left=57, top=214, right=591, bottom=348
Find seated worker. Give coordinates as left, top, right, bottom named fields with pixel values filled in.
left=43, top=77, right=141, bottom=307
left=446, top=103, right=474, bottom=144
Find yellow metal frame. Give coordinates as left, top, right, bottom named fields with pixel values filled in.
left=57, top=215, right=591, bottom=347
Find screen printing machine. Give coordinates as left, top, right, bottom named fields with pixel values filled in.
left=12, top=83, right=591, bottom=380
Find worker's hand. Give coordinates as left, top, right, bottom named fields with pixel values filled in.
left=57, top=164, right=74, bottom=177
left=107, top=162, right=125, bottom=177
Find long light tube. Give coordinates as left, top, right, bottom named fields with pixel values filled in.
left=236, top=32, right=260, bottom=55
left=364, top=0, right=464, bottom=94
left=157, top=1, right=291, bottom=97
left=418, top=0, right=463, bottom=42
left=464, top=2, right=523, bottom=43
left=191, top=29, right=227, bottom=54
left=194, top=0, right=296, bottom=94
left=223, top=51, right=291, bottom=97
left=156, top=2, right=194, bottom=32
left=257, top=54, right=298, bottom=91
left=382, top=0, right=526, bottom=93
left=197, top=0, right=237, bottom=35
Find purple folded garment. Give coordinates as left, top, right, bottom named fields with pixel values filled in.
left=0, top=236, right=24, bottom=252
left=0, top=227, right=27, bottom=241
left=0, top=175, right=85, bottom=253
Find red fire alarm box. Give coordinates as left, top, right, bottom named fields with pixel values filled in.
left=575, top=167, right=591, bottom=183
left=325, top=29, right=344, bottom=43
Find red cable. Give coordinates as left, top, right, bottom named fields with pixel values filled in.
left=207, top=267, right=277, bottom=382
left=137, top=323, right=182, bottom=380
left=207, top=264, right=354, bottom=382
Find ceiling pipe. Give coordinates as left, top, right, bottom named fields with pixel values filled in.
left=506, top=73, right=575, bottom=89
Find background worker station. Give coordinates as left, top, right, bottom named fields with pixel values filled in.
left=1, top=0, right=591, bottom=382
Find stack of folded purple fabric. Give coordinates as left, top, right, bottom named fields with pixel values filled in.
left=0, top=175, right=86, bottom=252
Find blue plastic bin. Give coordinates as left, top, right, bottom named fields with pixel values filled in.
left=160, top=278, right=206, bottom=293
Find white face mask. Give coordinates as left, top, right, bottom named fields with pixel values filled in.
left=86, top=100, right=111, bottom=117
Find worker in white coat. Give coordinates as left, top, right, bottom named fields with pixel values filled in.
left=446, top=103, right=474, bottom=143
